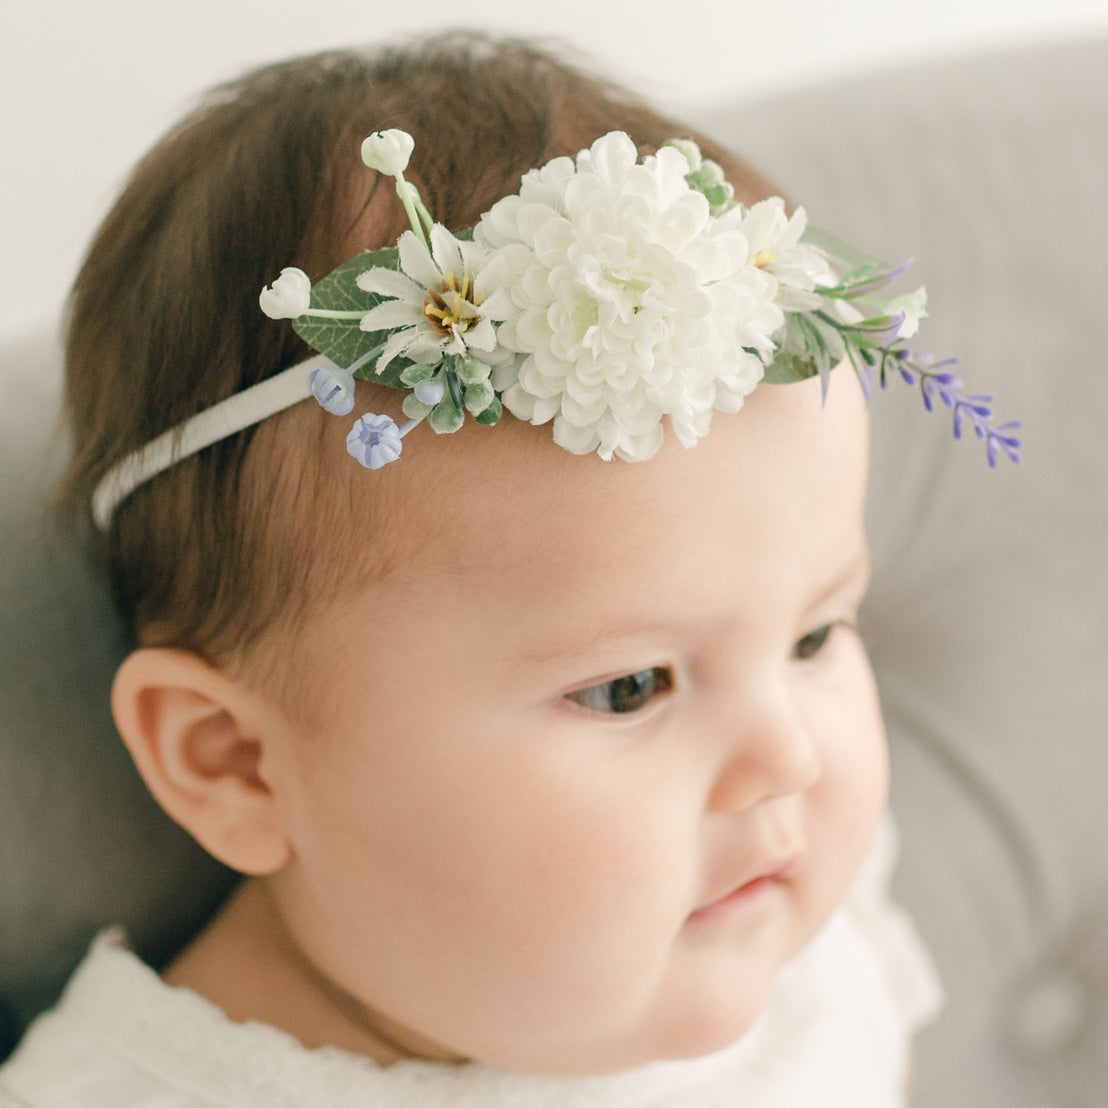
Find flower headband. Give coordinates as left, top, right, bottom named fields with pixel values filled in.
left=91, top=129, right=1020, bottom=530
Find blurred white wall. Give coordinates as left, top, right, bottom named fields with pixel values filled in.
left=4, top=0, right=1106, bottom=339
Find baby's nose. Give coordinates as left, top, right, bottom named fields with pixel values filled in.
left=706, top=693, right=822, bottom=813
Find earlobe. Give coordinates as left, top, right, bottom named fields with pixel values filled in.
left=111, top=649, right=292, bottom=876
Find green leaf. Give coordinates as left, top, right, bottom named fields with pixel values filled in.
left=456, top=356, right=491, bottom=385
left=819, top=263, right=881, bottom=294
left=402, top=394, right=434, bottom=421
left=844, top=314, right=901, bottom=349
left=763, top=351, right=818, bottom=385
left=801, top=226, right=883, bottom=273
left=291, top=248, right=414, bottom=390
left=763, top=315, right=820, bottom=384
left=475, top=396, right=503, bottom=425
left=400, top=362, right=438, bottom=386
left=428, top=396, right=465, bottom=434
left=463, top=380, right=495, bottom=413
left=808, top=315, right=846, bottom=364
left=705, top=184, right=734, bottom=214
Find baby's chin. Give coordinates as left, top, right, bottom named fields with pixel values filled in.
left=519, top=1013, right=764, bottom=1078
left=480, top=978, right=776, bottom=1078
left=646, top=987, right=772, bottom=1066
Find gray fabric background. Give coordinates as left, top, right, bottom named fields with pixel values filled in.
left=700, top=36, right=1108, bottom=1105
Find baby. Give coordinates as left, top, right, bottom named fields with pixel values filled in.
left=0, top=33, right=983, bottom=1106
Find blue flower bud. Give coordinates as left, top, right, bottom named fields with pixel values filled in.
left=414, top=379, right=446, bottom=406
left=308, top=366, right=356, bottom=416
left=346, top=413, right=403, bottom=469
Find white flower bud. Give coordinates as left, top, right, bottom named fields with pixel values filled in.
left=666, top=138, right=703, bottom=173
left=888, top=288, right=929, bottom=340
left=259, top=267, right=312, bottom=319
left=361, top=129, right=416, bottom=176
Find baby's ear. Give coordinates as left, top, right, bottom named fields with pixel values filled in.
left=111, top=648, right=291, bottom=876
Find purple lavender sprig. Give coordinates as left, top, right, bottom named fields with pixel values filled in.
left=797, top=301, right=1023, bottom=467
left=876, top=348, right=1022, bottom=467
left=784, top=234, right=1022, bottom=467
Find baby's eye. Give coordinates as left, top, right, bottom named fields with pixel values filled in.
left=565, top=667, right=674, bottom=715
left=793, top=623, right=836, bottom=661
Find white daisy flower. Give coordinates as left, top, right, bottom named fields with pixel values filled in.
left=732, top=199, right=838, bottom=312
left=356, top=225, right=497, bottom=372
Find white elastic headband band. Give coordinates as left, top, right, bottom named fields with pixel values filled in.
left=91, top=353, right=337, bottom=531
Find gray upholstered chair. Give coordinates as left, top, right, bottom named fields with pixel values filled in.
left=2, top=36, right=1106, bottom=1106
left=702, top=36, right=1108, bottom=1106
left=0, top=330, right=236, bottom=1053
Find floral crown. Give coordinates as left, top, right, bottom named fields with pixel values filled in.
left=91, top=129, right=1020, bottom=529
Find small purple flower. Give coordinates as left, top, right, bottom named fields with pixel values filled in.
left=985, top=421, right=1023, bottom=467
left=878, top=348, right=1021, bottom=466
left=308, top=366, right=356, bottom=415
left=346, top=413, right=403, bottom=469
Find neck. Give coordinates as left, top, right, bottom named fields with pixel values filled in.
left=162, top=877, right=466, bottom=1067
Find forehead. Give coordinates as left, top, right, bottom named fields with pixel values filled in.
left=341, top=369, right=870, bottom=618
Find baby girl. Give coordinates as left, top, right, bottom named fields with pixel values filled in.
left=0, top=32, right=1018, bottom=1106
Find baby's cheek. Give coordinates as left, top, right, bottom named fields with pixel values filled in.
left=832, top=657, right=889, bottom=828
left=825, top=732, right=888, bottom=874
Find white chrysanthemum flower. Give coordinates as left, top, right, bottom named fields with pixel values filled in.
left=356, top=225, right=498, bottom=372
left=473, top=131, right=783, bottom=462
left=733, top=198, right=838, bottom=312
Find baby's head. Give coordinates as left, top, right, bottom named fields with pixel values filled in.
left=60, top=35, right=890, bottom=1076
left=59, top=35, right=776, bottom=685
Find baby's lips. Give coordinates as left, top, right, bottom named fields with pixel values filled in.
left=690, top=848, right=806, bottom=919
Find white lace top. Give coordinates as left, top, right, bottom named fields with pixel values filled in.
left=0, top=822, right=940, bottom=1107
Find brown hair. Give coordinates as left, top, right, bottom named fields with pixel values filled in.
left=58, top=34, right=776, bottom=696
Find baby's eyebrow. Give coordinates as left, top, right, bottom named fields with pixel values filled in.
left=810, top=544, right=873, bottom=609
left=516, top=614, right=726, bottom=667
left=517, top=545, right=872, bottom=666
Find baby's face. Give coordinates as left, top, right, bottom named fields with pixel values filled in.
left=262, top=368, right=887, bottom=1074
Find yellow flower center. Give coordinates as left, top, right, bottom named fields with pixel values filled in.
left=423, top=272, right=482, bottom=336
left=752, top=249, right=778, bottom=269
